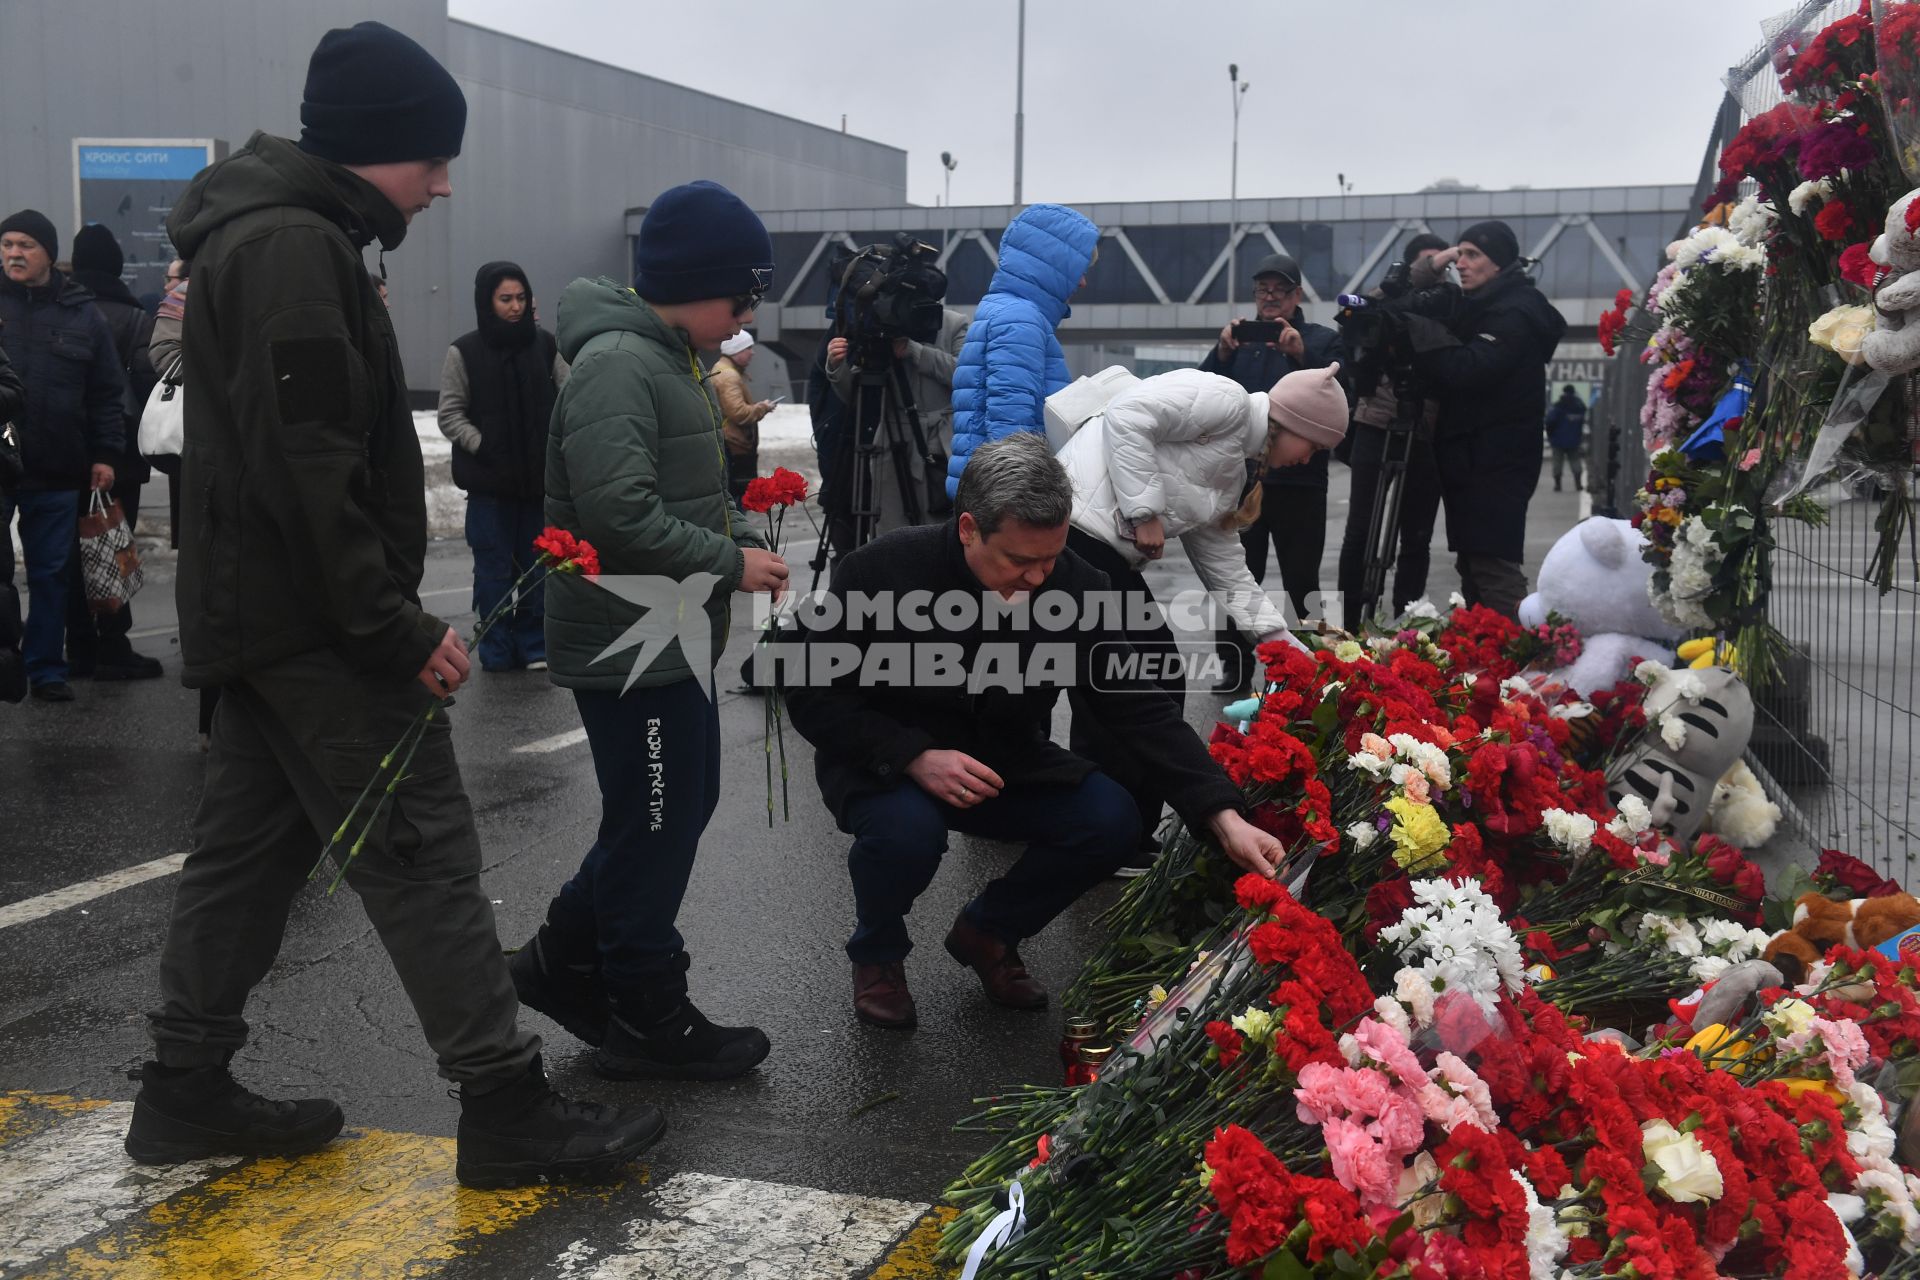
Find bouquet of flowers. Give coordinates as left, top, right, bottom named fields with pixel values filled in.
left=739, top=466, right=810, bottom=824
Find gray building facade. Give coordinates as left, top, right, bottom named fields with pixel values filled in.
left=0, top=0, right=906, bottom=388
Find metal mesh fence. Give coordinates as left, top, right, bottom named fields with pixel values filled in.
left=1604, top=0, right=1920, bottom=881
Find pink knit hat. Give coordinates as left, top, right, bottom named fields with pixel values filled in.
left=1267, top=363, right=1349, bottom=448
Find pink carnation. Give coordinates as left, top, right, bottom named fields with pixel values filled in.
left=1323, top=1116, right=1401, bottom=1209
left=1344, top=1017, right=1427, bottom=1092
left=1785, top=1016, right=1870, bottom=1090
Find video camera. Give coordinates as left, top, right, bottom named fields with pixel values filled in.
left=1333, top=259, right=1461, bottom=400
left=832, top=234, right=948, bottom=370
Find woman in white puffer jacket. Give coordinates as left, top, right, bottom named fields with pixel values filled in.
left=1060, top=363, right=1349, bottom=866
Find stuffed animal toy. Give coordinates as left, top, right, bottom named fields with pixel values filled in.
left=1517, top=518, right=1680, bottom=696
left=1762, top=890, right=1920, bottom=984
left=1609, top=665, right=1753, bottom=845
left=1861, top=190, right=1920, bottom=376
left=1668, top=958, right=1785, bottom=1032
left=1704, top=759, right=1780, bottom=850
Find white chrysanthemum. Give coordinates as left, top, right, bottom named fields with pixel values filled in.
left=1542, top=808, right=1597, bottom=855
left=1379, top=879, right=1526, bottom=1017
left=1402, top=597, right=1440, bottom=621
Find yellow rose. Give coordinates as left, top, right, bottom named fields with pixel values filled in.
left=1641, top=1119, right=1724, bottom=1204
left=1808, top=304, right=1874, bottom=366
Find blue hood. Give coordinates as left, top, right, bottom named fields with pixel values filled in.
left=988, top=204, right=1099, bottom=325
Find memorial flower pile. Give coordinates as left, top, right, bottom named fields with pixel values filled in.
left=939, top=615, right=1919, bottom=1278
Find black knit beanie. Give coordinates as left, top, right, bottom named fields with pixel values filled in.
left=71, top=224, right=124, bottom=277
left=633, top=181, right=774, bottom=305
left=1459, top=220, right=1520, bottom=270
left=297, top=22, right=467, bottom=166
left=0, top=209, right=58, bottom=262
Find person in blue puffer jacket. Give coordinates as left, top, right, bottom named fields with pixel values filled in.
left=946, top=203, right=1100, bottom=498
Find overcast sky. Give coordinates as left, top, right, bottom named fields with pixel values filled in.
left=448, top=0, right=1795, bottom=208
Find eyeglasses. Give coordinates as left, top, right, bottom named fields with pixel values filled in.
left=731, top=290, right=764, bottom=318
left=1252, top=281, right=1299, bottom=298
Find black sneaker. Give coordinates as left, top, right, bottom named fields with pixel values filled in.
left=456, top=1055, right=665, bottom=1190
left=595, top=998, right=770, bottom=1082
left=0, top=650, right=23, bottom=705
left=123, top=1062, right=344, bottom=1164
left=31, top=681, right=75, bottom=703
left=508, top=933, right=609, bottom=1048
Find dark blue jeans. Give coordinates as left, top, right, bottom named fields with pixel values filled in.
left=544, top=678, right=721, bottom=995
left=1, top=490, right=78, bottom=685
left=465, top=493, right=546, bottom=670
left=842, top=770, right=1139, bottom=964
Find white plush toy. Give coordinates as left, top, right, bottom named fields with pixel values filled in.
left=1861, top=189, right=1920, bottom=376
left=1517, top=518, right=1681, bottom=695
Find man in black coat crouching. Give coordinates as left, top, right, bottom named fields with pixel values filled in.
left=784, top=433, right=1285, bottom=1031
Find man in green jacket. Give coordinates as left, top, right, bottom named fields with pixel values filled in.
left=127, top=21, right=661, bottom=1190
left=510, top=181, right=788, bottom=1082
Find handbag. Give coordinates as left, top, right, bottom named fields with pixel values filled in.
left=138, top=356, right=185, bottom=457
left=77, top=489, right=144, bottom=614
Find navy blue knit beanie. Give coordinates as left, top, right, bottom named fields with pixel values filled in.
left=297, top=22, right=467, bottom=166
left=634, top=182, right=774, bottom=304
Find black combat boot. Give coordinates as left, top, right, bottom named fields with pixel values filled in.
left=596, top=957, right=769, bottom=1082
left=123, top=1062, right=344, bottom=1164
left=508, top=929, right=609, bottom=1047
left=455, top=1055, right=665, bottom=1190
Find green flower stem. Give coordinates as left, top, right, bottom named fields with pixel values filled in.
left=321, top=703, right=439, bottom=894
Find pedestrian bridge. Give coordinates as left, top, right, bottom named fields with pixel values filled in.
left=632, top=184, right=1695, bottom=356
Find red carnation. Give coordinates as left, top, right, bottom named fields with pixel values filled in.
left=1204, top=1020, right=1244, bottom=1069
left=1839, top=242, right=1880, bottom=290
left=1813, top=200, right=1855, bottom=242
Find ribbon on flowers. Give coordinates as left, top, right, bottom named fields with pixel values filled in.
left=957, top=1180, right=1026, bottom=1280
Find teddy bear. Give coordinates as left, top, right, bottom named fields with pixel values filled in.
left=1762, top=890, right=1920, bottom=984
left=1517, top=518, right=1681, bottom=696
left=1861, top=189, right=1920, bottom=376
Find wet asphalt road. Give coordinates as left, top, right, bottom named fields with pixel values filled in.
left=0, top=535, right=1122, bottom=1210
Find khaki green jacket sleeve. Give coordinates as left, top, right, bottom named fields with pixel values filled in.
left=558, top=345, right=747, bottom=588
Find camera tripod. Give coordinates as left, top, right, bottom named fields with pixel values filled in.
left=807, top=350, right=951, bottom=588
left=1354, top=373, right=1424, bottom=624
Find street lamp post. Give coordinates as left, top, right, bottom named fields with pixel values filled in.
left=1227, top=64, right=1249, bottom=313
left=941, top=151, right=958, bottom=253
left=1014, top=0, right=1027, bottom=206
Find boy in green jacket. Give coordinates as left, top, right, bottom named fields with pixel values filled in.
left=512, top=181, right=788, bottom=1081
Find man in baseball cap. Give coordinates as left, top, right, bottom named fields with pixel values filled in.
left=129, top=20, right=663, bottom=1191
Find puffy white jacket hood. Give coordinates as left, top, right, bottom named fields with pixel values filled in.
left=1059, top=368, right=1295, bottom=639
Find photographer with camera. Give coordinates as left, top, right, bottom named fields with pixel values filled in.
left=1334, top=233, right=1449, bottom=629
left=1405, top=221, right=1566, bottom=619
left=1201, top=254, right=1345, bottom=626
left=825, top=305, right=967, bottom=538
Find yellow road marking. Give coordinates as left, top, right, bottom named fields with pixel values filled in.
left=0, top=1091, right=112, bottom=1149
left=867, top=1205, right=958, bottom=1279
left=15, top=1127, right=607, bottom=1280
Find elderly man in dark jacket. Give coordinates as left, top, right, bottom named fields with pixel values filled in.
left=65, top=223, right=163, bottom=681
left=1409, top=221, right=1566, bottom=618
left=785, top=433, right=1286, bottom=1030
left=0, top=208, right=126, bottom=702
left=129, top=21, right=658, bottom=1191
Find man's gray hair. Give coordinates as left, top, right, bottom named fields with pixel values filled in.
left=954, top=433, right=1073, bottom=536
